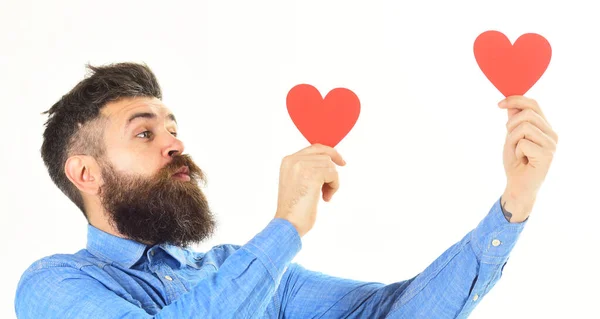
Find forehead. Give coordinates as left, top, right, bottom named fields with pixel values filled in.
left=101, top=96, right=173, bottom=122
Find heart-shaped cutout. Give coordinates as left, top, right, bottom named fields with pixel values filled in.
left=474, top=30, right=552, bottom=96
left=286, top=84, right=360, bottom=148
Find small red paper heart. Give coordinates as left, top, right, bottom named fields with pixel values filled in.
left=474, top=30, right=552, bottom=97
left=286, top=84, right=360, bottom=148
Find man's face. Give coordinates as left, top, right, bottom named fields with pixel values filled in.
left=95, top=97, right=215, bottom=247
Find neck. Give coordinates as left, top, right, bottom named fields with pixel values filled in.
left=87, top=209, right=128, bottom=240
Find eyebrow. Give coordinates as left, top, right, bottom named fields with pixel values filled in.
left=125, top=112, right=177, bottom=128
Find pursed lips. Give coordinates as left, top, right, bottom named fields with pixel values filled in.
left=172, top=166, right=191, bottom=181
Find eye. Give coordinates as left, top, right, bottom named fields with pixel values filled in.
left=136, top=131, right=153, bottom=139
left=170, top=131, right=178, bottom=137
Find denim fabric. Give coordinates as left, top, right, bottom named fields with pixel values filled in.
left=15, top=197, right=526, bottom=318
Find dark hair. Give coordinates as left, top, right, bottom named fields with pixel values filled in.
left=41, top=62, right=162, bottom=219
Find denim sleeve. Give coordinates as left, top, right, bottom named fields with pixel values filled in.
left=14, top=218, right=302, bottom=319
left=276, top=197, right=527, bottom=318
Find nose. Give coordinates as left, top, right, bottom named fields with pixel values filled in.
left=162, top=134, right=185, bottom=158
left=168, top=149, right=179, bottom=157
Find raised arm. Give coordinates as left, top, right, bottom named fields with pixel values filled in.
left=276, top=95, right=557, bottom=318
left=276, top=197, right=526, bottom=318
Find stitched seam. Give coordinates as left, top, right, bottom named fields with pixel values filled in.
left=243, top=243, right=278, bottom=283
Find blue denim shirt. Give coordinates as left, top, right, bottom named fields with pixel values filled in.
left=15, top=197, right=526, bottom=318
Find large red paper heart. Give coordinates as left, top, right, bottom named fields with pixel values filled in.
left=286, top=84, right=360, bottom=148
left=474, top=30, right=552, bottom=96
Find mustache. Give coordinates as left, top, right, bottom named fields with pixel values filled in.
left=156, top=154, right=206, bottom=183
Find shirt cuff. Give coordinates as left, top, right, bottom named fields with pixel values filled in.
left=242, top=218, right=302, bottom=282
left=470, top=196, right=528, bottom=265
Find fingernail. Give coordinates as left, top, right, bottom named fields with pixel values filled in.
left=498, top=99, right=507, bottom=107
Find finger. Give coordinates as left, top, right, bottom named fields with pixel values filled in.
left=322, top=183, right=335, bottom=202
left=498, top=96, right=547, bottom=121
left=506, top=109, right=558, bottom=143
left=515, top=139, right=550, bottom=167
left=301, top=155, right=336, bottom=167
left=507, top=122, right=557, bottom=153
left=295, top=143, right=346, bottom=166
left=297, top=159, right=338, bottom=184
left=301, top=158, right=339, bottom=202
left=317, top=165, right=339, bottom=195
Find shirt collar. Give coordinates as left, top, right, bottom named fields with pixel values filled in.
left=86, top=223, right=189, bottom=269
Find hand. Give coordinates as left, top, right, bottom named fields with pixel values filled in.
left=274, top=143, right=345, bottom=237
left=499, top=96, right=559, bottom=222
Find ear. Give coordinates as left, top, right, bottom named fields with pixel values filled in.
left=64, top=155, right=102, bottom=195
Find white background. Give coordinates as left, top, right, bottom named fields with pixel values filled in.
left=1, top=0, right=599, bottom=318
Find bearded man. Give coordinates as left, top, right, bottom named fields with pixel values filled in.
left=14, top=62, right=558, bottom=318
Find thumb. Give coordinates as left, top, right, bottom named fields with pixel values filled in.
left=507, top=108, right=520, bottom=119
left=498, top=98, right=522, bottom=119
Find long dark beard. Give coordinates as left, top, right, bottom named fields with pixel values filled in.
left=98, top=154, right=216, bottom=247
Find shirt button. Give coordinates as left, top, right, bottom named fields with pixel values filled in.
left=492, top=239, right=501, bottom=247
left=164, top=275, right=173, bottom=281
left=150, top=250, right=155, bottom=256
left=473, top=294, right=479, bottom=301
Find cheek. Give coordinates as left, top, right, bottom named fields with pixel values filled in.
left=106, top=147, right=162, bottom=177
